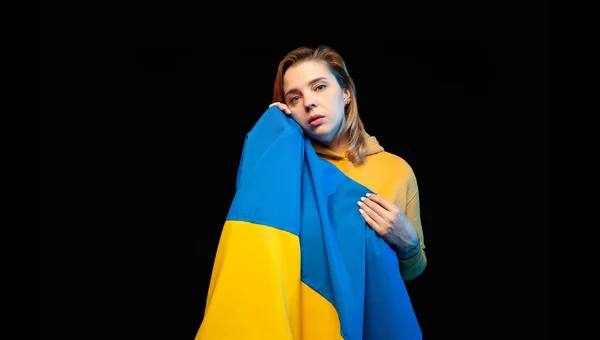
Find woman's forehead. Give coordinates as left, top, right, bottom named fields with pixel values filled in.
left=284, top=60, right=333, bottom=88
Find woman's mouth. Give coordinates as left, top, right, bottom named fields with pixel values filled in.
left=308, top=115, right=325, bottom=126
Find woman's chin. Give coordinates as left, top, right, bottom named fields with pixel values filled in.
left=307, top=131, right=334, bottom=145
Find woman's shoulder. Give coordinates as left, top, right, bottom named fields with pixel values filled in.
left=369, top=150, right=415, bottom=174
left=361, top=150, right=419, bottom=205
left=363, top=135, right=413, bottom=171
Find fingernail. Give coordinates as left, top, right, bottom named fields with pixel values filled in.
left=360, top=196, right=365, bottom=201
left=286, top=109, right=291, bottom=113
left=357, top=201, right=362, bottom=206
left=366, top=193, right=372, bottom=197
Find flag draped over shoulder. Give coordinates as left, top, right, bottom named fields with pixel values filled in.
left=195, top=107, right=421, bottom=340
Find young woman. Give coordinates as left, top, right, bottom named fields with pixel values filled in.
left=195, top=45, right=427, bottom=340
left=270, top=45, right=427, bottom=280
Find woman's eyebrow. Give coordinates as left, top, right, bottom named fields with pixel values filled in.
left=285, top=77, right=328, bottom=97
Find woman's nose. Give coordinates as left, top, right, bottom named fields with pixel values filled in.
left=304, top=95, right=317, bottom=111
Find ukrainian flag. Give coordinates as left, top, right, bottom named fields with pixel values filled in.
left=195, top=106, right=421, bottom=340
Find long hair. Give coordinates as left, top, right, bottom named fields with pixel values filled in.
left=272, top=45, right=369, bottom=165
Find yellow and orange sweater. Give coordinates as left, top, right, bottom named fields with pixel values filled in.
left=312, top=135, right=427, bottom=280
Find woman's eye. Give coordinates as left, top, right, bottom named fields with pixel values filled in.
left=315, top=84, right=326, bottom=91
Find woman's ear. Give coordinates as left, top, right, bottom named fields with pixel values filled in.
left=343, top=89, right=351, bottom=105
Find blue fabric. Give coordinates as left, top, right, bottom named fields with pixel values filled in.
left=227, top=106, right=422, bottom=339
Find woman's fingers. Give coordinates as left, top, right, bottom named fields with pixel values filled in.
left=358, top=204, right=383, bottom=235
left=269, top=102, right=291, bottom=114
left=358, top=199, right=386, bottom=234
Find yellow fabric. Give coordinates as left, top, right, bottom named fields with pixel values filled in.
left=300, top=283, right=343, bottom=340
left=196, top=220, right=343, bottom=339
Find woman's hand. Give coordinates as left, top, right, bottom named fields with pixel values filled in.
left=357, top=193, right=420, bottom=258
left=269, top=102, right=291, bottom=115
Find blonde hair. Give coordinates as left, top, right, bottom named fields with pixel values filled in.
left=272, top=45, right=369, bottom=165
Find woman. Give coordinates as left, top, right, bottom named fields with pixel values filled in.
left=195, top=45, right=426, bottom=340
left=269, top=45, right=427, bottom=280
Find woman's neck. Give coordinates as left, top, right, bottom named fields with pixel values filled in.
left=319, top=133, right=349, bottom=154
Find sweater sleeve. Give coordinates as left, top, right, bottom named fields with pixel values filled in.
left=399, top=247, right=427, bottom=280
left=399, top=184, right=427, bottom=281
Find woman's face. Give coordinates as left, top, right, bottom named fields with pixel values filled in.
left=283, top=60, right=350, bottom=144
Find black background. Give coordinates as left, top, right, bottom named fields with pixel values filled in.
left=40, top=3, right=547, bottom=339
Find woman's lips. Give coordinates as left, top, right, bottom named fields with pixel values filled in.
left=308, top=115, right=325, bottom=126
